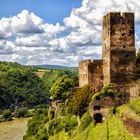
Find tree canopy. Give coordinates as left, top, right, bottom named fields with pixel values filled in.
left=0, top=61, right=49, bottom=110
left=68, top=85, right=94, bottom=116
left=50, top=75, right=77, bottom=100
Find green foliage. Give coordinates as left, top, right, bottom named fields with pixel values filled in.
left=49, top=116, right=140, bottom=140
left=0, top=81, right=11, bottom=109
left=25, top=104, right=140, bottom=140
left=79, top=112, right=92, bottom=131
left=47, top=115, right=78, bottom=136
left=14, top=107, right=29, bottom=118
left=92, top=84, right=114, bottom=100
left=116, top=103, right=140, bottom=121
left=130, top=97, right=140, bottom=114
left=2, top=109, right=12, bottom=120
left=50, top=75, right=76, bottom=100
left=24, top=107, right=49, bottom=140
left=24, top=106, right=77, bottom=140
left=61, top=115, right=78, bottom=132
left=42, top=69, right=78, bottom=94
left=0, top=61, right=49, bottom=110
left=92, top=84, right=126, bottom=101
left=68, top=85, right=94, bottom=116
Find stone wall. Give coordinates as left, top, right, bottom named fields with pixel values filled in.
left=103, top=12, right=136, bottom=85
left=88, top=93, right=127, bottom=119
left=79, top=59, right=103, bottom=91
left=123, top=117, right=140, bottom=137
left=79, top=60, right=91, bottom=87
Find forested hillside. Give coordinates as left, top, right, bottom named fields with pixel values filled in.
left=0, top=61, right=78, bottom=112
left=0, top=62, right=49, bottom=111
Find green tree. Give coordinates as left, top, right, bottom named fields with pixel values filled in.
left=15, top=107, right=28, bottom=118
left=79, top=112, right=92, bottom=130
left=50, top=75, right=76, bottom=100
left=0, top=61, right=49, bottom=110
left=68, top=85, right=94, bottom=116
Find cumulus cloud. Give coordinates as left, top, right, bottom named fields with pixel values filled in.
left=0, top=0, right=140, bottom=66
left=0, top=40, right=15, bottom=54
left=0, top=10, right=65, bottom=39
left=50, top=0, right=140, bottom=65
left=63, top=0, right=140, bottom=49
left=11, top=10, right=44, bottom=34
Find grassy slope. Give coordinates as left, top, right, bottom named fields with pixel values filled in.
left=49, top=116, right=140, bottom=140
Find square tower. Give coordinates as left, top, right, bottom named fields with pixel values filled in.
left=103, top=12, right=136, bottom=85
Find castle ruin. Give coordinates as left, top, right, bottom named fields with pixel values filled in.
left=79, top=12, right=136, bottom=89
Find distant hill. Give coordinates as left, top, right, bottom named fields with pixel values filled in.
left=31, top=64, right=78, bottom=70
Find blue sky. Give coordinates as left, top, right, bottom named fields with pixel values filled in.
left=0, top=0, right=82, bottom=24
left=0, top=0, right=140, bottom=66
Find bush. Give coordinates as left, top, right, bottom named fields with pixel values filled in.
left=2, top=109, right=12, bottom=120
left=130, top=98, right=140, bottom=114
left=47, top=115, right=78, bottom=136
left=50, top=75, right=76, bottom=100
left=68, top=85, right=94, bottom=116
left=79, top=112, right=92, bottom=130
left=25, top=108, right=49, bottom=139
left=61, top=115, right=78, bottom=132
left=15, top=107, right=28, bottom=118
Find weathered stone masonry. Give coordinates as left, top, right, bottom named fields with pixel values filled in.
left=79, top=12, right=136, bottom=88
left=103, top=12, right=136, bottom=85
left=79, top=60, right=103, bottom=91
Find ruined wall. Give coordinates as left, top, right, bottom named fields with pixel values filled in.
left=88, top=93, right=127, bottom=119
left=103, top=12, right=136, bottom=85
left=79, top=60, right=91, bottom=87
left=123, top=117, right=140, bottom=137
left=79, top=60, right=103, bottom=90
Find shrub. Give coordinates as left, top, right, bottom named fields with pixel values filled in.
left=68, top=85, right=94, bottom=116
left=61, top=115, right=78, bottom=132
left=79, top=112, right=92, bottom=130
left=50, top=75, right=76, bottom=100
left=2, top=109, right=12, bottom=120
left=47, top=115, right=78, bottom=136
left=15, top=107, right=28, bottom=118
left=92, top=84, right=114, bottom=100
left=130, top=98, right=140, bottom=114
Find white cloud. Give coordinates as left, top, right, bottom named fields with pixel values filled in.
left=0, top=40, right=15, bottom=54
left=0, top=10, right=65, bottom=39
left=1, top=0, right=140, bottom=66
left=11, top=10, right=44, bottom=34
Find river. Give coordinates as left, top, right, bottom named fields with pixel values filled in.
left=0, top=118, right=30, bottom=140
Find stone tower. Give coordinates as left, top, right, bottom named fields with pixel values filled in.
left=103, top=12, right=136, bottom=85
